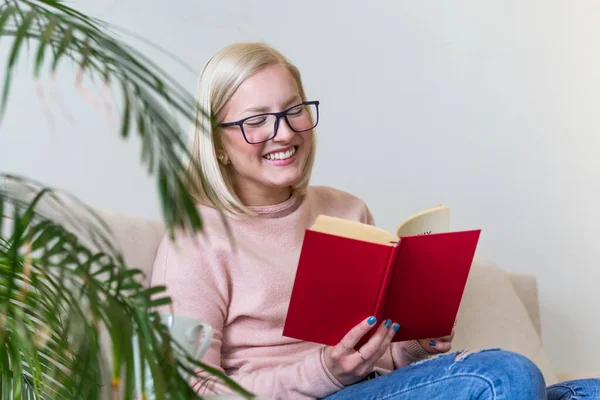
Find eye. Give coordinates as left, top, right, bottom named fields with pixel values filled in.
left=244, top=116, right=267, bottom=127
left=287, top=105, right=305, bottom=117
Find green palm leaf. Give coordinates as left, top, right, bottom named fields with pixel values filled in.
left=0, top=0, right=251, bottom=397
left=0, top=0, right=211, bottom=235
left=1, top=175, right=254, bottom=399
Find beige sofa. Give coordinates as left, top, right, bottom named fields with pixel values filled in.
left=95, top=209, right=597, bottom=396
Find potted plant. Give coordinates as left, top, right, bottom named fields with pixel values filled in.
left=0, top=1, right=252, bottom=398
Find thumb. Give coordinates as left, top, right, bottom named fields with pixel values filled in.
left=418, top=338, right=440, bottom=354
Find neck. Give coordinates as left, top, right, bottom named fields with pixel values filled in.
left=234, top=181, right=293, bottom=207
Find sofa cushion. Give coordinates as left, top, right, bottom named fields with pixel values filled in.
left=452, top=253, right=557, bottom=385
left=96, top=209, right=166, bottom=287
left=507, top=272, right=542, bottom=336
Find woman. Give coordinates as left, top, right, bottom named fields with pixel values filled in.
left=151, top=42, right=600, bottom=399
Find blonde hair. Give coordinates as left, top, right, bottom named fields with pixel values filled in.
left=185, top=42, right=316, bottom=215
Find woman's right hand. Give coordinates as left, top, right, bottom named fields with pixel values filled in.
left=323, top=316, right=399, bottom=386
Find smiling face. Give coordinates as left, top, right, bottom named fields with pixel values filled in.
left=218, top=64, right=314, bottom=206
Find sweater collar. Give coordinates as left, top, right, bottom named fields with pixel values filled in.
left=247, top=192, right=303, bottom=218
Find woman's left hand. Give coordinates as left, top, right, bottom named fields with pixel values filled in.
left=418, top=324, right=455, bottom=354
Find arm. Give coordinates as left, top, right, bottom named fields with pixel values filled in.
left=150, top=233, right=344, bottom=400
left=228, top=350, right=343, bottom=399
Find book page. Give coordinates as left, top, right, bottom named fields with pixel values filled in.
left=396, top=205, right=450, bottom=237
left=310, top=215, right=397, bottom=245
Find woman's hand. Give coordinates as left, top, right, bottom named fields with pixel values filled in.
left=417, top=323, right=456, bottom=354
left=323, top=316, right=399, bottom=386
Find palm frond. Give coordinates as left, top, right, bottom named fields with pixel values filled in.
left=0, top=0, right=212, bottom=236
left=0, top=175, right=255, bottom=399
left=0, top=0, right=250, bottom=397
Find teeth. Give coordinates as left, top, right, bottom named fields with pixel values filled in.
left=265, top=147, right=296, bottom=161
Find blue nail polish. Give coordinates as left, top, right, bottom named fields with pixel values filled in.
left=392, top=323, right=400, bottom=332
left=385, top=319, right=391, bottom=329
left=429, top=340, right=437, bottom=347
left=367, top=316, right=377, bottom=325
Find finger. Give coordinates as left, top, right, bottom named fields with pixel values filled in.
left=421, top=337, right=453, bottom=353
left=438, top=328, right=455, bottom=342
left=418, top=338, right=440, bottom=354
left=371, top=321, right=399, bottom=360
left=357, top=319, right=393, bottom=360
left=339, top=316, right=378, bottom=351
left=434, top=341, right=452, bottom=353
left=437, top=334, right=454, bottom=343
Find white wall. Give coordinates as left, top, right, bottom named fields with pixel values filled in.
left=1, top=0, right=598, bottom=373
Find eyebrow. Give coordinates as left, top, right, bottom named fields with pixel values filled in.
left=241, top=95, right=301, bottom=115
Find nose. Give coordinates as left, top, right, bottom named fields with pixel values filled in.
left=273, top=117, right=295, bottom=143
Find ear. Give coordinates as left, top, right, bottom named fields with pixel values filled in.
left=214, top=134, right=230, bottom=165
left=217, top=152, right=229, bottom=165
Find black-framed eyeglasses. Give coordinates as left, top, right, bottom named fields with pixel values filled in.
left=219, top=100, right=320, bottom=144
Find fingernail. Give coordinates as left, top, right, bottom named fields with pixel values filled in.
left=385, top=319, right=391, bottom=329
left=392, top=323, right=400, bottom=332
left=429, top=340, right=437, bottom=347
left=367, top=316, right=377, bottom=325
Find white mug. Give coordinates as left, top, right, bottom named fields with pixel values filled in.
left=134, top=313, right=213, bottom=398
left=161, top=313, right=213, bottom=362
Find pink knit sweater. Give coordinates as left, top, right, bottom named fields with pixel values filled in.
left=150, top=186, right=430, bottom=399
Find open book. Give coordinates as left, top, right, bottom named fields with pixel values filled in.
left=283, top=205, right=481, bottom=347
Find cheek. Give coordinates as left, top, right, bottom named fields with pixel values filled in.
left=300, top=131, right=313, bottom=152
left=224, top=134, right=264, bottom=163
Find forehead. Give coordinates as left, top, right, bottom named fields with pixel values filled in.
left=224, top=64, right=300, bottom=116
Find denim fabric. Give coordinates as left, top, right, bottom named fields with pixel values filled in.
left=321, top=349, right=600, bottom=399
left=547, top=379, right=600, bottom=400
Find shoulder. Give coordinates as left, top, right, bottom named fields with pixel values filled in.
left=307, top=185, right=366, bottom=206
left=152, top=204, right=231, bottom=271
left=151, top=207, right=232, bottom=290
left=306, top=186, right=373, bottom=224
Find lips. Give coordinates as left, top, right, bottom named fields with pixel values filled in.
left=263, top=146, right=297, bottom=161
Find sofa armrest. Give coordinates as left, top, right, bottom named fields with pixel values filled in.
left=556, top=372, right=600, bottom=381
left=507, top=273, right=541, bottom=338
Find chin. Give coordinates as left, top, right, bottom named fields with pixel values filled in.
left=267, top=176, right=302, bottom=189
left=267, top=168, right=304, bottom=186
left=262, top=161, right=307, bottom=185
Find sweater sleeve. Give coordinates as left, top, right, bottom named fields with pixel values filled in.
left=228, top=349, right=343, bottom=399
left=390, top=341, right=432, bottom=368
left=150, top=233, right=344, bottom=400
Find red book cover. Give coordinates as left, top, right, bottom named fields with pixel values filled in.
left=283, top=228, right=481, bottom=346
left=282, top=230, right=394, bottom=346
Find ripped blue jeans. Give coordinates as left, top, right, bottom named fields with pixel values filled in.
left=321, top=349, right=600, bottom=399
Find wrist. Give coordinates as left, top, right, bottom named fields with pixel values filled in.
left=320, top=347, right=345, bottom=389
